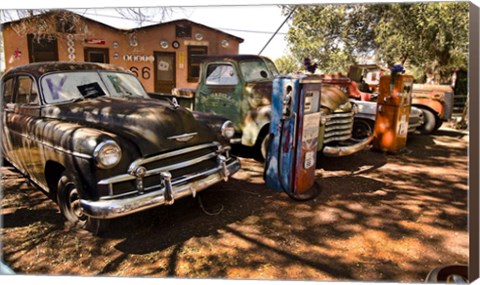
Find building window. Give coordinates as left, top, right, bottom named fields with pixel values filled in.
left=176, top=24, right=192, bottom=38
left=84, top=48, right=110, bottom=63
left=27, top=34, right=59, bottom=63
left=188, top=46, right=207, bottom=82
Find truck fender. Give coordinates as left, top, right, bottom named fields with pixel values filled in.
left=241, top=105, right=271, bottom=147
left=412, top=99, right=444, bottom=119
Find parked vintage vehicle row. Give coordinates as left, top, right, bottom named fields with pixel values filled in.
left=347, top=64, right=454, bottom=134
left=154, top=55, right=372, bottom=159
left=1, top=62, right=240, bottom=235
left=319, top=77, right=424, bottom=141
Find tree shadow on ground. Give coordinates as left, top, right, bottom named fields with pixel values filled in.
left=0, top=129, right=468, bottom=281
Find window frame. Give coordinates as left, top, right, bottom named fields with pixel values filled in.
left=84, top=47, right=110, bottom=64
left=2, top=77, right=15, bottom=107
left=204, top=62, right=239, bottom=86
left=187, top=46, right=208, bottom=82
left=175, top=24, right=192, bottom=38
left=27, top=34, right=59, bottom=63
left=14, top=75, right=40, bottom=106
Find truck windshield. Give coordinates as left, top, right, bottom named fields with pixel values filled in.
left=41, top=71, right=148, bottom=104
left=239, top=60, right=276, bottom=82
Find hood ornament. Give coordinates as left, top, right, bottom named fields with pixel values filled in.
left=167, top=132, right=197, bottom=142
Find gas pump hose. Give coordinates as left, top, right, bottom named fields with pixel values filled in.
left=264, top=119, right=321, bottom=202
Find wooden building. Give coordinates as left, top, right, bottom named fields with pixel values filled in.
left=2, top=10, right=244, bottom=93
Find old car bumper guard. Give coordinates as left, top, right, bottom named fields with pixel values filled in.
left=322, top=135, right=373, bottom=157
left=80, top=153, right=240, bottom=219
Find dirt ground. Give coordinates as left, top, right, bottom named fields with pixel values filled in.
left=0, top=125, right=469, bottom=282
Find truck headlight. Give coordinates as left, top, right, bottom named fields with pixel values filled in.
left=94, top=140, right=122, bottom=169
left=221, top=120, right=235, bottom=139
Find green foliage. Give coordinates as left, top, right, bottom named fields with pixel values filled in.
left=283, top=2, right=469, bottom=82
left=274, top=55, right=301, bottom=74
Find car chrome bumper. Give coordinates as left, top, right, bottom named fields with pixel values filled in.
left=322, top=135, right=373, bottom=157
left=80, top=157, right=241, bottom=219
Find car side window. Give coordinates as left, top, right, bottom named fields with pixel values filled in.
left=15, top=76, right=39, bottom=106
left=2, top=78, right=15, bottom=107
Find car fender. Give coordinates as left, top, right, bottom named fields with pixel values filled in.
left=412, top=99, right=443, bottom=119
left=37, top=119, right=139, bottom=199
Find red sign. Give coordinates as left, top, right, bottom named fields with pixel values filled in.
left=84, top=39, right=106, bottom=45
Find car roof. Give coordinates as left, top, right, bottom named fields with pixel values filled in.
left=3, top=62, right=129, bottom=79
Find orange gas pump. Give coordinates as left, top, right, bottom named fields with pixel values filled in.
left=373, top=70, right=414, bottom=153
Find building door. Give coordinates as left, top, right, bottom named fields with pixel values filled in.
left=27, top=34, right=58, bottom=63
left=154, top=52, right=176, bottom=94
left=84, top=48, right=109, bottom=63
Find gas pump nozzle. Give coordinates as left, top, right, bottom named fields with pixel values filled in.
left=264, top=75, right=322, bottom=201
left=282, top=90, right=293, bottom=119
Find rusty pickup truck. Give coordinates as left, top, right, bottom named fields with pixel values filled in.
left=192, top=55, right=372, bottom=158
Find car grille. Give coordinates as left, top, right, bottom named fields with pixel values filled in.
left=99, top=142, right=224, bottom=199
left=323, top=111, right=354, bottom=144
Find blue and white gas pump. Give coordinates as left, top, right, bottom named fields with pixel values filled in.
left=264, top=74, right=322, bottom=200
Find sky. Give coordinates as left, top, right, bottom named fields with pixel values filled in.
left=0, top=0, right=328, bottom=71
left=1, top=0, right=476, bottom=69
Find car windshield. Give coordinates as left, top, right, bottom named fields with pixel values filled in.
left=41, top=71, right=147, bottom=104
left=239, top=60, right=276, bottom=82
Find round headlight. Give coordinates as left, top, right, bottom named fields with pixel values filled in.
left=221, top=120, right=235, bottom=139
left=93, top=140, right=122, bottom=169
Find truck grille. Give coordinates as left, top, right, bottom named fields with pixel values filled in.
left=323, top=111, right=354, bottom=144
left=99, top=142, right=224, bottom=199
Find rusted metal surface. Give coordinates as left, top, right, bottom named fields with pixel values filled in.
left=194, top=55, right=369, bottom=156
left=322, top=77, right=372, bottom=101
left=1, top=62, right=240, bottom=231
left=373, top=75, right=414, bottom=153
left=194, top=55, right=277, bottom=147
left=412, top=84, right=455, bottom=120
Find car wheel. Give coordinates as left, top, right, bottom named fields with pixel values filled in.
left=433, top=118, right=443, bottom=131
left=254, top=126, right=271, bottom=161
left=419, top=109, right=438, bottom=134
left=260, top=134, right=272, bottom=161
left=57, top=171, right=108, bottom=235
left=352, top=119, right=374, bottom=141
left=57, top=172, right=88, bottom=226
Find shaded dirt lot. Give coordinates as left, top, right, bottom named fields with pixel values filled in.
left=1, top=126, right=469, bottom=282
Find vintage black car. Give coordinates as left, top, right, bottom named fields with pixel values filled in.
left=1, top=62, right=240, bottom=234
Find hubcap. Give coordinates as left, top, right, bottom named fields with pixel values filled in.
left=67, top=184, right=86, bottom=222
